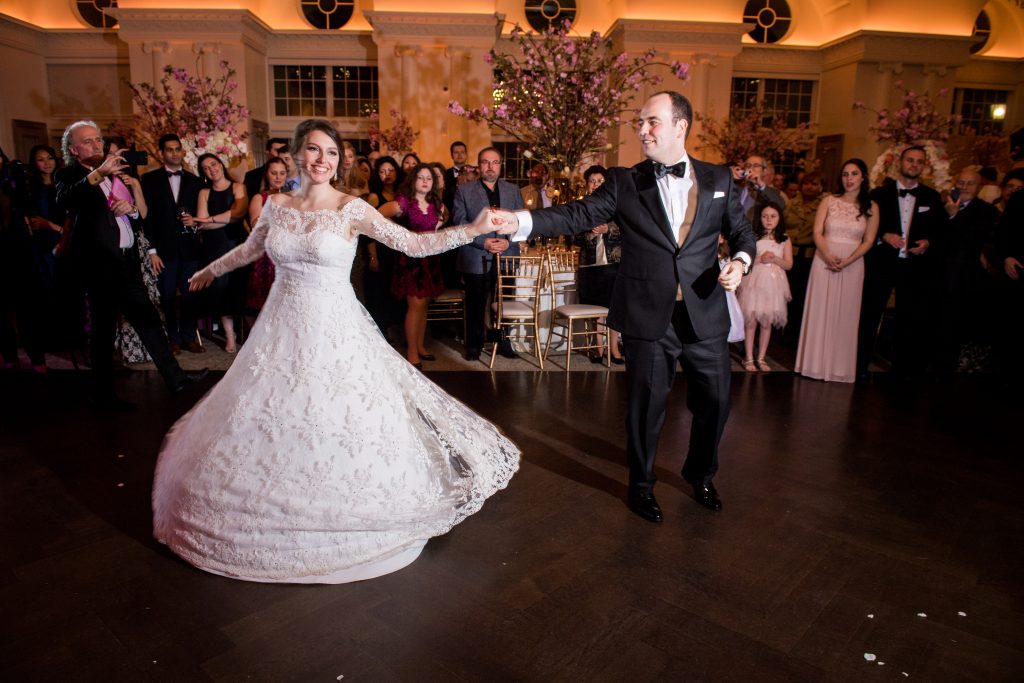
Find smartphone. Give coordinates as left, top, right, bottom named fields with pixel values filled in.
left=121, top=150, right=148, bottom=167
left=949, top=187, right=961, bottom=202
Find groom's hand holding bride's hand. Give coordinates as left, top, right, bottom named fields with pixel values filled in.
left=469, top=208, right=519, bottom=236
left=188, top=269, right=215, bottom=292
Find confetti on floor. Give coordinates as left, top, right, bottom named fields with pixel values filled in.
left=958, top=611, right=967, bottom=617
left=864, top=653, right=877, bottom=662
left=917, top=612, right=927, bottom=618
left=867, top=614, right=874, bottom=619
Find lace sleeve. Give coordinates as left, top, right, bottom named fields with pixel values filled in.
left=349, top=198, right=474, bottom=257
left=206, top=205, right=271, bottom=277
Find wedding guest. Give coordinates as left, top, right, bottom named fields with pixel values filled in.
left=783, top=175, right=800, bottom=201
left=977, top=166, right=1001, bottom=204
left=796, top=159, right=879, bottom=382
left=738, top=202, right=792, bottom=372
left=196, top=152, right=249, bottom=353
left=245, top=158, right=287, bottom=314
left=25, top=144, right=66, bottom=303
left=520, top=162, right=553, bottom=209
left=429, top=161, right=462, bottom=291
left=993, top=190, right=1023, bottom=382
left=401, top=152, right=420, bottom=175
left=783, top=171, right=825, bottom=345
left=993, top=169, right=1024, bottom=213
left=243, top=137, right=289, bottom=200
left=355, top=156, right=371, bottom=196
left=141, top=133, right=204, bottom=353
left=363, top=156, right=404, bottom=337
left=740, top=154, right=785, bottom=222
left=106, top=138, right=162, bottom=365
left=338, top=141, right=363, bottom=195
left=379, top=164, right=447, bottom=368
left=443, top=140, right=469, bottom=214
left=279, top=149, right=301, bottom=191
left=453, top=147, right=524, bottom=361
left=937, top=168, right=1001, bottom=371
left=575, top=165, right=624, bottom=364
left=856, top=145, right=945, bottom=379
left=55, top=120, right=204, bottom=409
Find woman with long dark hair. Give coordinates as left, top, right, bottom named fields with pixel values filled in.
left=379, top=163, right=447, bottom=368
left=363, top=156, right=403, bottom=336
left=153, top=119, right=518, bottom=584
left=795, top=158, right=879, bottom=382
left=195, top=152, right=249, bottom=352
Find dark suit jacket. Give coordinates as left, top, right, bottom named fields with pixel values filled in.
left=140, top=167, right=202, bottom=261
left=943, top=198, right=999, bottom=292
left=867, top=181, right=945, bottom=271
left=442, top=166, right=463, bottom=214
left=55, top=163, right=143, bottom=288
left=453, top=179, right=524, bottom=274
left=530, top=158, right=755, bottom=341
left=244, top=165, right=266, bottom=201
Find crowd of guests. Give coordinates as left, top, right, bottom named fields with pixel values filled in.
left=1, top=127, right=1022, bottom=393
left=727, top=148, right=1024, bottom=382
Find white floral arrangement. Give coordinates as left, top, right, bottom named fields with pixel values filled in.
left=870, top=140, right=952, bottom=192
left=182, top=131, right=248, bottom=172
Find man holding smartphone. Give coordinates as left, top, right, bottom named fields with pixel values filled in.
left=57, top=121, right=206, bottom=410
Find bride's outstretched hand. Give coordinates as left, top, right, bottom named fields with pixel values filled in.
left=469, top=208, right=519, bottom=235
left=188, top=268, right=215, bottom=292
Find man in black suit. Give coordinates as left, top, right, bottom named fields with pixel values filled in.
left=494, top=91, right=755, bottom=521
left=243, top=137, right=289, bottom=200
left=442, top=140, right=469, bottom=215
left=857, top=145, right=945, bottom=379
left=937, top=168, right=1000, bottom=371
left=141, top=134, right=204, bottom=353
left=56, top=120, right=204, bottom=409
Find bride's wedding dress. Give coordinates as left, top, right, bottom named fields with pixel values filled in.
left=152, top=198, right=520, bottom=583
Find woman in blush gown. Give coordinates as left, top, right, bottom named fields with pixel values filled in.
left=152, top=120, right=520, bottom=584
left=795, top=158, right=879, bottom=382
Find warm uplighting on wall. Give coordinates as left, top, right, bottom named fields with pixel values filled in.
left=991, top=104, right=1007, bottom=120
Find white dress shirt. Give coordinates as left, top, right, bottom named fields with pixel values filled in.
left=895, top=180, right=917, bottom=259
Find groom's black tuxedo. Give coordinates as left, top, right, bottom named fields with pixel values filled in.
left=528, top=157, right=755, bottom=493
left=56, top=163, right=184, bottom=398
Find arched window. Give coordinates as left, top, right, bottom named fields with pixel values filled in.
left=742, top=0, right=792, bottom=45
left=300, top=0, right=355, bottom=30
left=76, top=0, right=118, bottom=30
left=524, top=0, right=577, bottom=33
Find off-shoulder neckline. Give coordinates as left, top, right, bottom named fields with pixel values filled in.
left=268, top=196, right=365, bottom=215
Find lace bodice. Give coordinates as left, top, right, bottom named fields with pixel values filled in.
left=205, top=198, right=476, bottom=279
left=823, top=196, right=868, bottom=245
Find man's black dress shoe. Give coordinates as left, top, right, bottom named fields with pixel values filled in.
left=465, top=349, right=481, bottom=361
left=692, top=483, right=722, bottom=512
left=170, top=368, right=210, bottom=393
left=627, top=491, right=663, bottom=523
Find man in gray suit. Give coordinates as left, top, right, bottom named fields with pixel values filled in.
left=453, top=146, right=525, bottom=360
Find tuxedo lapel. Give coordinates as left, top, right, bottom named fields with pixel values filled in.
left=635, top=161, right=677, bottom=249
left=684, top=161, right=715, bottom=250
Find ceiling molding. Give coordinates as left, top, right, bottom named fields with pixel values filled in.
left=822, top=31, right=975, bottom=70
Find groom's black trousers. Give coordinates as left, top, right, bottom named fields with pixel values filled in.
left=622, top=299, right=731, bottom=494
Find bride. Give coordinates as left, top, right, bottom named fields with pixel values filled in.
left=152, top=119, right=520, bottom=583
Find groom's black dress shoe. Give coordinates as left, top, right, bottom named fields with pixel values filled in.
left=692, top=483, right=722, bottom=512
left=627, top=491, right=663, bottom=523
left=170, top=368, right=210, bottom=393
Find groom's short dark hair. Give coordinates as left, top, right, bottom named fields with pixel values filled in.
left=655, top=90, right=693, bottom=138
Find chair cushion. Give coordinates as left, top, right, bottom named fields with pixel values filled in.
left=497, top=301, right=536, bottom=318
left=434, top=289, right=465, bottom=302
left=554, top=304, right=609, bottom=317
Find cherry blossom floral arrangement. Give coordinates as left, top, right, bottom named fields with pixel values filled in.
left=448, top=18, right=689, bottom=180
left=366, top=109, right=418, bottom=156
left=117, top=59, right=250, bottom=169
left=854, top=82, right=960, bottom=190
left=695, top=101, right=814, bottom=165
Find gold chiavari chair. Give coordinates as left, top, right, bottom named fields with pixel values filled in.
left=426, top=288, right=466, bottom=343
left=489, top=253, right=545, bottom=369
left=545, top=250, right=610, bottom=369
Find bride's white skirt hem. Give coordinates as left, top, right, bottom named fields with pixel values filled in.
left=174, top=540, right=427, bottom=584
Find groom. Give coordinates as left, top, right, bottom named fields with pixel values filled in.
left=494, top=91, right=755, bottom=522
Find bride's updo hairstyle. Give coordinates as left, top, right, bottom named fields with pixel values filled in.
left=290, top=118, right=344, bottom=157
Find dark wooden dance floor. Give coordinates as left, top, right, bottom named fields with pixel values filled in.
left=2, top=369, right=1022, bottom=682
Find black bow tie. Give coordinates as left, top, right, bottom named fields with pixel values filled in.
left=653, top=161, right=687, bottom=179
left=898, top=187, right=918, bottom=198
left=166, top=170, right=182, bottom=177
